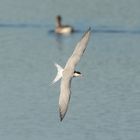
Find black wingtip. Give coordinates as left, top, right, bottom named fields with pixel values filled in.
left=60, top=117, right=63, bottom=122
left=86, top=27, right=92, bottom=33
left=81, top=27, right=92, bottom=39
left=60, top=113, right=64, bottom=122
left=59, top=108, right=64, bottom=122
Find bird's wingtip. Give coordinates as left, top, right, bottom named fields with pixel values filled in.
left=60, top=117, right=63, bottom=122
left=59, top=107, right=65, bottom=122
left=87, top=27, right=93, bottom=33
left=59, top=112, right=64, bottom=122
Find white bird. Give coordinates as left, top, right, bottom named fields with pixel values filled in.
left=52, top=28, right=91, bottom=121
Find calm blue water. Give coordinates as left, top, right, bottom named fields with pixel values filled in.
left=0, top=0, right=140, bottom=140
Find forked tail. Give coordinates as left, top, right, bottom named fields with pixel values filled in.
left=52, top=63, right=63, bottom=84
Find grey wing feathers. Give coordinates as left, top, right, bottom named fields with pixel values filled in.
left=58, top=28, right=91, bottom=121
left=59, top=76, right=72, bottom=121
left=65, top=28, right=91, bottom=70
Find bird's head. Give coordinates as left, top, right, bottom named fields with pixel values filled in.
left=73, top=71, right=82, bottom=77
left=56, top=15, right=62, bottom=22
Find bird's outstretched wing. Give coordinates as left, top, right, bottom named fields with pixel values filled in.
left=59, top=75, right=72, bottom=121
left=65, top=28, right=91, bottom=71
left=59, top=28, right=91, bottom=121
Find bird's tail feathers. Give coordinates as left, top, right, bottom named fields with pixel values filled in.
left=52, top=63, right=63, bottom=85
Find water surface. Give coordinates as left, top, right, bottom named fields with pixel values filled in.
left=0, top=0, right=140, bottom=140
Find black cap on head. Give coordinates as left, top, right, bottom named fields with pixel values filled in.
left=74, top=71, right=81, bottom=74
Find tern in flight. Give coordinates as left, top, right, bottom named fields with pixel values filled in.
left=52, top=28, right=91, bottom=121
